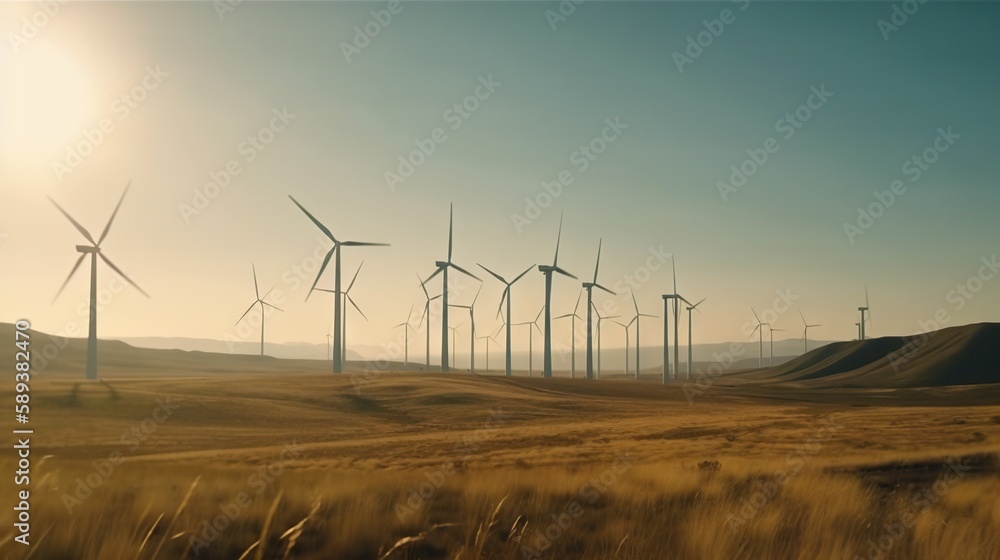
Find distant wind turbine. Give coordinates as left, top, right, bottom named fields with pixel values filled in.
left=394, top=306, right=416, bottom=369
left=858, top=283, right=872, bottom=340
left=449, top=285, right=482, bottom=373
left=663, top=259, right=690, bottom=379
left=477, top=327, right=501, bottom=372
left=236, top=264, right=284, bottom=356
left=768, top=327, right=785, bottom=367
left=554, top=290, right=584, bottom=379
left=537, top=212, right=578, bottom=379
left=750, top=308, right=765, bottom=368
left=49, top=183, right=149, bottom=380
left=478, top=263, right=534, bottom=377
left=800, top=311, right=821, bottom=353
left=592, top=302, right=619, bottom=380
left=513, top=307, right=544, bottom=376
left=582, top=239, right=615, bottom=380
left=686, top=298, right=706, bottom=376
left=289, top=195, right=389, bottom=374
left=416, top=273, right=443, bottom=369
left=613, top=318, right=635, bottom=377
left=425, top=203, right=481, bottom=372
left=628, top=290, right=657, bottom=380
left=448, top=322, right=464, bottom=369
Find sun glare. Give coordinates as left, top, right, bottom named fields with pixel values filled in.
left=1, top=42, right=94, bottom=159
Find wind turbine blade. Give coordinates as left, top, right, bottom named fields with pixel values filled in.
left=418, top=305, right=427, bottom=329
left=53, top=253, right=88, bottom=302
left=594, top=283, right=615, bottom=296
left=346, top=261, right=364, bottom=293
left=800, top=309, right=807, bottom=326
left=429, top=294, right=443, bottom=301
left=472, top=284, right=482, bottom=307
left=553, top=266, right=578, bottom=280
left=347, top=295, right=368, bottom=321
left=262, top=285, right=276, bottom=301
left=98, top=253, right=149, bottom=297
left=449, top=263, right=481, bottom=281
left=306, top=248, right=335, bottom=302
left=447, top=203, right=454, bottom=262
left=313, top=288, right=336, bottom=293
left=630, top=290, right=639, bottom=315
left=236, top=301, right=257, bottom=325
left=97, top=182, right=130, bottom=246
left=423, top=267, right=443, bottom=285
left=573, top=290, right=583, bottom=314
left=288, top=195, right=336, bottom=242
left=672, top=257, right=678, bottom=294
left=252, top=264, right=260, bottom=300
left=693, top=298, right=706, bottom=310
left=534, top=306, right=544, bottom=322
left=48, top=197, right=97, bottom=245
left=553, top=210, right=564, bottom=266
left=511, top=264, right=535, bottom=285
left=478, top=264, right=507, bottom=285
left=750, top=324, right=760, bottom=336
left=752, top=307, right=761, bottom=324
left=497, top=287, right=509, bottom=320
left=405, top=304, right=414, bottom=325
left=593, top=238, right=602, bottom=283
left=628, top=317, right=637, bottom=327
left=262, top=301, right=284, bottom=312
left=533, top=322, right=543, bottom=335
left=614, top=320, right=628, bottom=328
left=417, top=273, right=430, bottom=298
left=554, top=313, right=574, bottom=319
left=865, top=282, right=870, bottom=308
left=341, top=241, right=389, bottom=247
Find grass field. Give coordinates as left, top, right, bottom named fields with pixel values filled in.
left=1, top=372, right=999, bottom=559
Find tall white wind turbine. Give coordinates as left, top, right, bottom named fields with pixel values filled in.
left=686, top=298, right=706, bottom=377
left=537, top=212, right=578, bottom=379
left=236, top=264, right=284, bottom=357
left=800, top=310, right=821, bottom=353
left=554, top=290, right=584, bottom=379
left=478, top=263, right=534, bottom=377
left=582, top=239, right=615, bottom=380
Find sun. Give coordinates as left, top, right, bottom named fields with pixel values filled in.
left=0, top=42, right=95, bottom=160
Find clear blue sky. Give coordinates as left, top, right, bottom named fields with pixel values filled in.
left=1, top=1, right=998, bottom=358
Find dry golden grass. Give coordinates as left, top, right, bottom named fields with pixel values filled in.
left=1, top=373, right=999, bottom=559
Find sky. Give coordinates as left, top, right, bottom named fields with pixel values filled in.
left=1, top=1, right=999, bottom=361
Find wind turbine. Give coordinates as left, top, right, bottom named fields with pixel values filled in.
left=288, top=195, right=389, bottom=374
left=448, top=322, right=464, bottom=369
left=49, top=184, right=149, bottom=380
left=855, top=322, right=862, bottom=340
left=768, top=327, right=785, bottom=367
left=662, top=259, right=691, bottom=379
left=592, top=302, right=619, bottom=380
left=858, top=283, right=872, bottom=340
left=554, top=291, right=583, bottom=379
left=315, top=261, right=367, bottom=370
left=750, top=308, right=765, bottom=368
left=424, top=204, right=481, bottom=372
left=686, top=298, right=706, bottom=377
left=582, top=239, right=615, bottom=380
left=513, top=306, right=544, bottom=376
left=449, top=285, right=482, bottom=373
left=416, top=273, right=443, bottom=369
left=628, top=290, right=657, bottom=379
left=326, top=333, right=333, bottom=361
left=477, top=328, right=501, bottom=372
left=537, top=212, right=578, bottom=379
left=236, top=265, right=284, bottom=357
left=800, top=311, right=821, bottom=353
left=614, top=318, right=635, bottom=377
left=394, top=306, right=416, bottom=370
left=478, top=263, right=534, bottom=377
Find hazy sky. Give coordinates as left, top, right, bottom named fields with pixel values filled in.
left=2, top=1, right=998, bottom=359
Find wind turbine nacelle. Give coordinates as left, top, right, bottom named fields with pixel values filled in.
left=538, top=265, right=555, bottom=273
left=76, top=245, right=100, bottom=253
left=435, top=261, right=449, bottom=268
